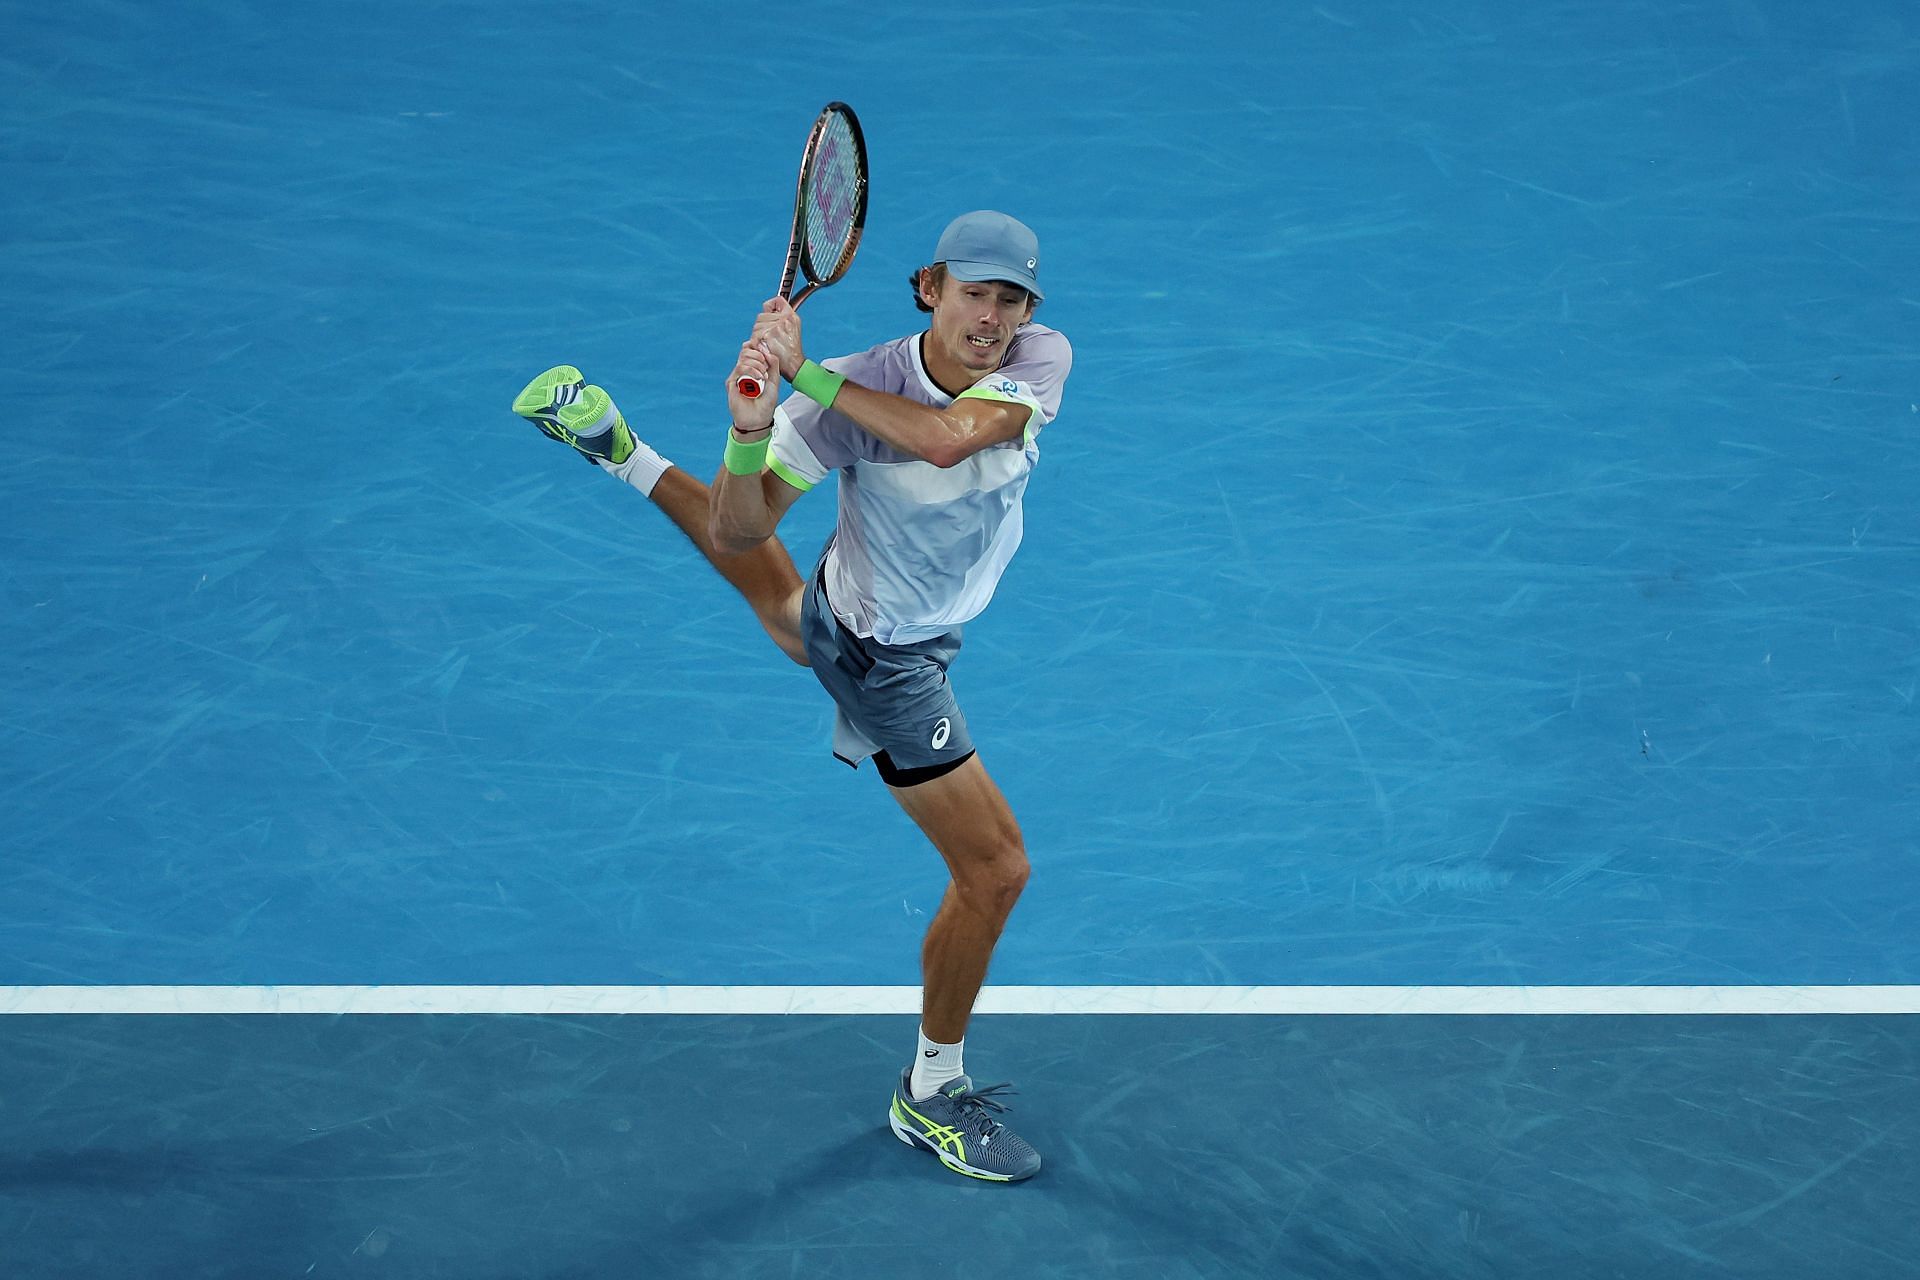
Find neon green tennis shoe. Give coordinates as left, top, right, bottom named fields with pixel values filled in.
left=512, top=365, right=635, bottom=466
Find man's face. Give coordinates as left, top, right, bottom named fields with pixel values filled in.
left=924, top=272, right=1036, bottom=380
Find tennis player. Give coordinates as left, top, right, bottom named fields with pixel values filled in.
left=514, top=211, right=1069, bottom=1182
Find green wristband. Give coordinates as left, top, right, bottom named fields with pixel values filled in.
left=792, top=359, right=846, bottom=409
left=723, top=429, right=770, bottom=476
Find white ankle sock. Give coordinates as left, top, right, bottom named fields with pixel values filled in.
left=597, top=439, right=671, bottom=497
left=910, top=1027, right=964, bottom=1100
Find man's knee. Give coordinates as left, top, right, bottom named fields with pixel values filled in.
left=998, top=849, right=1031, bottom=914
left=961, top=838, right=1028, bottom=921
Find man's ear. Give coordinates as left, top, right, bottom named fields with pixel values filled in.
left=918, top=268, right=941, bottom=309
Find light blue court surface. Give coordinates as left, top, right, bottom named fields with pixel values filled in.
left=3, top=0, right=1918, bottom=1274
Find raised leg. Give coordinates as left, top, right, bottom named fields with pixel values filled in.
left=516, top=364, right=809, bottom=665
left=642, top=466, right=809, bottom=666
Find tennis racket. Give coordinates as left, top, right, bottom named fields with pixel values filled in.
left=737, top=101, right=869, bottom=399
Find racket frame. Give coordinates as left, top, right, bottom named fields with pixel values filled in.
left=738, top=102, right=869, bottom=399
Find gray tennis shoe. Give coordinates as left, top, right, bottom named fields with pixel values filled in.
left=888, top=1069, right=1042, bottom=1182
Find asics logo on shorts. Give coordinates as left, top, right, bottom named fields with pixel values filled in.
left=931, top=718, right=952, bottom=750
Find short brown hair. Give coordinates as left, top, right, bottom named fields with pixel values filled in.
left=907, top=264, right=947, bottom=313
left=907, top=263, right=1040, bottom=313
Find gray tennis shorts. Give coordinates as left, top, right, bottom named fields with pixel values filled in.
left=800, top=566, right=975, bottom=780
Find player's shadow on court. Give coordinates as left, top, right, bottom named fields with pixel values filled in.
left=479, top=1128, right=915, bottom=1280
left=0, top=1144, right=219, bottom=1190
left=481, top=1117, right=1311, bottom=1280
left=0, top=1127, right=391, bottom=1192
left=0, top=1133, right=408, bottom=1277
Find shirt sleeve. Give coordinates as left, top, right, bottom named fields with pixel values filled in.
left=767, top=354, right=862, bottom=492
left=952, top=325, right=1072, bottom=441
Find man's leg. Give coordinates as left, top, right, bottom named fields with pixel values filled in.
left=514, top=364, right=808, bottom=665
left=883, top=753, right=1043, bottom=1181
left=641, top=466, right=809, bottom=667
left=887, top=755, right=1030, bottom=1044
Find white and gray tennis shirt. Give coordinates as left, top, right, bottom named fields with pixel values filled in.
left=767, top=322, right=1072, bottom=645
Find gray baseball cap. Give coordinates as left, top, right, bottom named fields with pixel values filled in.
left=933, top=210, right=1043, bottom=301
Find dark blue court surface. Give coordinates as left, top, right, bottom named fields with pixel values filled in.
left=5, top=1014, right=1917, bottom=1279
left=4, top=0, right=1918, bottom=1274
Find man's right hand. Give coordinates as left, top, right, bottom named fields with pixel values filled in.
left=728, top=340, right=779, bottom=433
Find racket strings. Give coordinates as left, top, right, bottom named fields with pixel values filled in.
left=802, top=112, right=864, bottom=280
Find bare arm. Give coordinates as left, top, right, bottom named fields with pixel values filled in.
left=751, top=297, right=1031, bottom=469
left=822, top=381, right=1030, bottom=470
left=708, top=339, right=806, bottom=556
left=710, top=466, right=805, bottom=556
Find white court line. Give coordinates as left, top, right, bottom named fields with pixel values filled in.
left=1, top=986, right=1917, bottom=1015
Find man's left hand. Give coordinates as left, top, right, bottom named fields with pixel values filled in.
left=751, top=296, right=806, bottom=379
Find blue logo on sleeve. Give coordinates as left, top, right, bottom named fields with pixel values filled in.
left=998, top=379, right=1019, bottom=396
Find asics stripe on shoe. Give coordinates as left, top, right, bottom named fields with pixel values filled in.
left=888, top=1069, right=1041, bottom=1182
left=513, top=365, right=635, bottom=465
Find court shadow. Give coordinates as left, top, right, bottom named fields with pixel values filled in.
left=0, top=1122, right=437, bottom=1192
left=0, top=1131, right=422, bottom=1279
left=0, top=1143, right=225, bottom=1191
left=479, top=1126, right=910, bottom=1280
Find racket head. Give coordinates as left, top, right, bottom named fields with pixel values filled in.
left=741, top=104, right=868, bottom=399
left=793, top=102, right=868, bottom=293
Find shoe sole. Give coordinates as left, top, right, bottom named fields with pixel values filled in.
left=512, top=365, right=585, bottom=419
left=515, top=373, right=633, bottom=466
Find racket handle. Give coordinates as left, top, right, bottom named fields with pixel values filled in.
left=736, top=375, right=765, bottom=399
